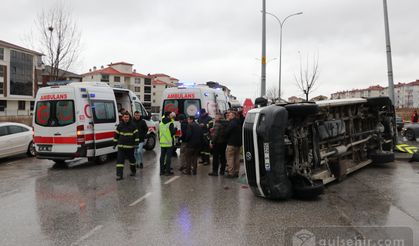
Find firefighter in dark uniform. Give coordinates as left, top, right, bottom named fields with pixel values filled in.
left=113, top=112, right=139, bottom=180
left=198, top=108, right=213, bottom=165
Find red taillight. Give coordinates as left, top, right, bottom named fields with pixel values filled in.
left=77, top=125, right=85, bottom=145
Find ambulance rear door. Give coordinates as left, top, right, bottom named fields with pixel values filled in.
left=34, top=87, right=78, bottom=156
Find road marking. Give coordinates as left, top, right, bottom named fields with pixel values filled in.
left=0, top=189, right=19, bottom=197
left=71, top=225, right=103, bottom=246
left=129, top=192, right=152, bottom=207
left=164, top=176, right=180, bottom=185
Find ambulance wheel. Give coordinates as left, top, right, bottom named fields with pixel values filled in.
left=96, top=154, right=109, bottom=164
left=27, top=141, right=36, bottom=157
left=144, top=134, right=156, bottom=151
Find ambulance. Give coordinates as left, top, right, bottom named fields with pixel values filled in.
left=161, top=83, right=231, bottom=146
left=33, top=82, right=158, bottom=165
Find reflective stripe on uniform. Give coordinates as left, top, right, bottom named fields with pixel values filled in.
left=113, top=138, right=118, bottom=142
left=118, top=145, right=135, bottom=148
left=118, top=132, right=135, bottom=136
left=200, top=152, right=211, bottom=155
left=116, top=164, right=124, bottom=167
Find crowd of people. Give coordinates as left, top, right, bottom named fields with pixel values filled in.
left=112, top=108, right=244, bottom=180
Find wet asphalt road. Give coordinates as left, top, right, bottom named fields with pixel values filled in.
left=0, top=144, right=419, bottom=246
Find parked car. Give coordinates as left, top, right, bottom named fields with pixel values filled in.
left=243, top=97, right=397, bottom=200
left=395, top=115, right=404, bottom=131
left=0, top=122, right=35, bottom=159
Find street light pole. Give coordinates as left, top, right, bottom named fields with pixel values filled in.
left=265, top=11, right=303, bottom=101
left=382, top=0, right=395, bottom=104
left=261, top=0, right=267, bottom=97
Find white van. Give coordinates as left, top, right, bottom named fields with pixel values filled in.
left=161, top=84, right=231, bottom=146
left=33, top=82, right=158, bottom=164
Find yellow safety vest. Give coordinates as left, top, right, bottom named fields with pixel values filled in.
left=159, top=121, right=173, bottom=147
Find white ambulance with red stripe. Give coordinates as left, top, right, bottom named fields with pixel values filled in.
left=161, top=83, right=230, bottom=146
left=33, top=82, right=157, bottom=164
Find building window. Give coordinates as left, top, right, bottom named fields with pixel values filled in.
left=135, top=78, right=141, bottom=84
left=114, top=76, right=120, bottom=82
left=101, top=74, right=109, bottom=82
left=135, top=87, right=141, bottom=92
left=0, top=65, right=4, bottom=95
left=144, top=78, right=151, bottom=85
left=0, top=100, right=6, bottom=112
left=18, top=101, right=26, bottom=110
left=144, top=95, right=151, bottom=102
left=30, top=101, right=34, bottom=111
left=153, top=85, right=156, bottom=88
left=0, top=48, right=3, bottom=60
left=153, top=100, right=156, bottom=103
left=91, top=76, right=93, bottom=79
left=143, top=102, right=151, bottom=109
left=144, top=86, right=151, bottom=94
left=153, top=92, right=156, bottom=96
left=10, top=50, right=33, bottom=96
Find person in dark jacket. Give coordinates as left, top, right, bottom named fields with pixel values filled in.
left=113, top=112, right=139, bottom=180
left=198, top=108, right=213, bottom=165
left=411, top=110, right=418, bottom=123
left=177, top=114, right=188, bottom=172
left=133, top=111, right=148, bottom=169
left=183, top=116, right=203, bottom=175
left=159, top=111, right=176, bottom=176
left=208, top=113, right=228, bottom=176
left=225, top=111, right=243, bottom=178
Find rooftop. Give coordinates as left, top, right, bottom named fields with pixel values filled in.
left=0, top=40, right=43, bottom=56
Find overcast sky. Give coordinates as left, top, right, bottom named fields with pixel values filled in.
left=1, top=0, right=419, bottom=102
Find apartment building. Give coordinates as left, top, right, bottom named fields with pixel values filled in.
left=0, top=40, right=43, bottom=116
left=82, top=62, right=178, bottom=111
left=330, top=80, right=419, bottom=108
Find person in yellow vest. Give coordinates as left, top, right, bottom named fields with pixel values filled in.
left=113, top=112, right=139, bottom=180
left=159, top=111, right=176, bottom=176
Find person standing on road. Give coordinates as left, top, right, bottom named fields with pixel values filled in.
left=133, top=111, right=148, bottom=169
left=198, top=108, right=213, bottom=165
left=159, top=111, right=176, bottom=176
left=113, top=112, right=139, bottom=180
left=411, top=110, right=418, bottom=123
left=225, top=111, right=242, bottom=178
left=183, top=116, right=203, bottom=175
left=208, top=113, right=228, bottom=176
left=177, top=114, right=188, bottom=172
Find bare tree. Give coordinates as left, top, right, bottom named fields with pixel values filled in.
left=294, top=53, right=320, bottom=102
left=37, top=2, right=81, bottom=80
left=266, top=86, right=279, bottom=101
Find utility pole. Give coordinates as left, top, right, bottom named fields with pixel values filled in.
left=383, top=0, right=395, bottom=104
left=261, top=0, right=266, bottom=97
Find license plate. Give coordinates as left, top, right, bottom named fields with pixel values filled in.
left=38, top=145, right=52, bottom=151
